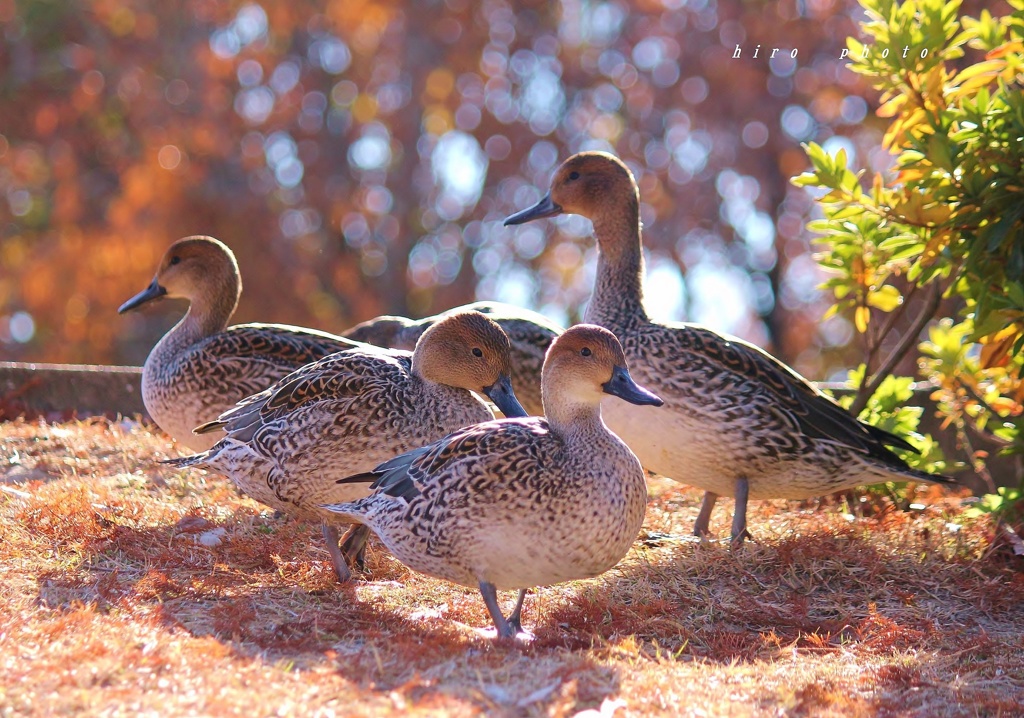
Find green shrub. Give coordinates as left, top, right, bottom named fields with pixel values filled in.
left=794, top=0, right=1024, bottom=503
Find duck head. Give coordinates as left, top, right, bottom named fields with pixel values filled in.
left=503, top=152, right=639, bottom=227
left=542, top=324, right=662, bottom=414
left=119, top=236, right=241, bottom=314
left=413, top=311, right=528, bottom=418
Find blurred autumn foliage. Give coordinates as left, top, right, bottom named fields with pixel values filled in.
left=0, top=0, right=869, bottom=367
left=0, top=0, right=1002, bottom=372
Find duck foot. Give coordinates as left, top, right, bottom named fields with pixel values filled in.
left=340, top=524, right=372, bottom=571
left=473, top=625, right=535, bottom=643
left=640, top=530, right=701, bottom=546
left=730, top=529, right=755, bottom=549
left=693, top=491, right=719, bottom=538
left=693, top=484, right=756, bottom=548
left=507, top=588, right=528, bottom=635
left=729, top=476, right=751, bottom=550
left=322, top=523, right=352, bottom=583
left=479, top=582, right=533, bottom=642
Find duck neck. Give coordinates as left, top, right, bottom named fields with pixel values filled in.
left=409, top=356, right=460, bottom=399
left=153, top=282, right=238, bottom=358
left=586, top=208, right=648, bottom=331
left=406, top=367, right=489, bottom=428
left=543, top=390, right=607, bottom=441
left=409, top=344, right=433, bottom=383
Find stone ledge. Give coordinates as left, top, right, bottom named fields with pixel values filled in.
left=0, top=362, right=147, bottom=419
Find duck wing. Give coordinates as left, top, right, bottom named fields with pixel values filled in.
left=664, top=323, right=918, bottom=466
left=217, top=323, right=363, bottom=361
left=336, top=417, right=550, bottom=502
left=340, top=315, right=421, bottom=349
left=180, top=324, right=365, bottom=425
left=196, top=347, right=411, bottom=444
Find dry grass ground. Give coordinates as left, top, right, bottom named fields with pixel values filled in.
left=1, top=417, right=1023, bottom=717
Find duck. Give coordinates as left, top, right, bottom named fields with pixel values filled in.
left=504, top=151, right=955, bottom=546
left=322, top=324, right=663, bottom=639
left=164, top=310, right=528, bottom=582
left=119, top=236, right=361, bottom=451
left=342, top=301, right=563, bottom=417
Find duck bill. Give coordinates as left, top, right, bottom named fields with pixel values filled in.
left=602, top=365, right=664, bottom=407
left=118, top=277, right=167, bottom=314
left=483, top=374, right=529, bottom=418
left=503, top=193, right=563, bottom=226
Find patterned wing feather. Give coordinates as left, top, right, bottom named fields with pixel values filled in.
left=337, top=418, right=550, bottom=502
left=666, top=324, right=918, bottom=467
left=203, top=348, right=412, bottom=444
left=216, top=323, right=363, bottom=363
left=183, top=324, right=363, bottom=434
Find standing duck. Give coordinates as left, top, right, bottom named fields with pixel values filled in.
left=342, top=301, right=563, bottom=417
left=165, top=311, right=527, bottom=582
left=119, top=236, right=360, bottom=451
left=504, top=152, right=954, bottom=545
left=323, top=325, right=663, bottom=639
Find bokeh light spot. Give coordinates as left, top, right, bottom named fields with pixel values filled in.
left=158, top=145, right=181, bottom=170
left=10, top=311, right=35, bottom=343
left=680, top=76, right=708, bottom=104
left=781, top=105, right=816, bottom=141
left=742, top=121, right=769, bottom=148
left=348, top=126, right=392, bottom=171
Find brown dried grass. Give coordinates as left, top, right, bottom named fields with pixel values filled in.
left=1, top=417, right=1023, bottom=717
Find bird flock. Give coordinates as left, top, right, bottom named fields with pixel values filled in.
left=119, top=151, right=953, bottom=640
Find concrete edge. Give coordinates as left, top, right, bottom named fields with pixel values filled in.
left=0, top=362, right=147, bottom=419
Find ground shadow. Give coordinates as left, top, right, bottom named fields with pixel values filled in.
left=28, top=510, right=624, bottom=715
left=531, top=521, right=1024, bottom=664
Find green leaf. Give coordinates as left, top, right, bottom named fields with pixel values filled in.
left=866, top=284, right=903, bottom=311
left=791, top=172, right=822, bottom=188
left=1008, top=282, right=1024, bottom=308
left=878, top=235, right=924, bottom=252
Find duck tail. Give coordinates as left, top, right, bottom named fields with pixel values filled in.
left=318, top=500, right=364, bottom=524
left=886, top=462, right=958, bottom=486
left=866, top=430, right=957, bottom=486
left=160, top=451, right=212, bottom=468
left=868, top=424, right=918, bottom=453
left=193, top=418, right=227, bottom=435
left=335, top=471, right=379, bottom=486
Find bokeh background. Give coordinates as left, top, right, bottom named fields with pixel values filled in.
left=0, top=0, right=995, bottom=374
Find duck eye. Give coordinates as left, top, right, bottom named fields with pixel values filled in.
left=568, top=171, right=580, bottom=181
left=169, top=256, right=181, bottom=266
left=472, top=347, right=483, bottom=358
left=581, top=347, right=592, bottom=357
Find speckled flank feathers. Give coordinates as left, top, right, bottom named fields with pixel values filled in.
left=119, top=236, right=359, bottom=451
left=342, top=300, right=563, bottom=417
left=165, top=311, right=527, bottom=581
left=323, top=324, right=663, bottom=639
left=505, top=152, right=955, bottom=544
